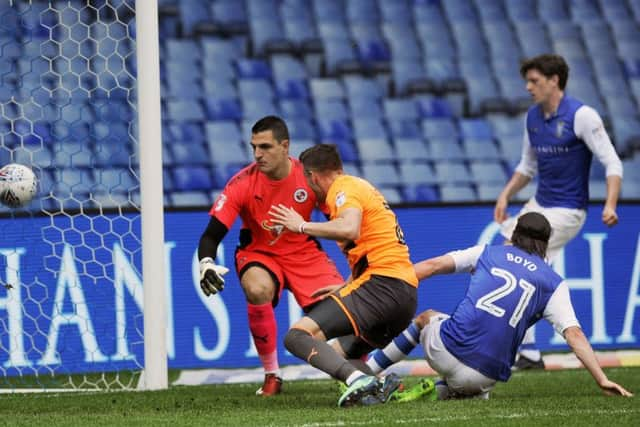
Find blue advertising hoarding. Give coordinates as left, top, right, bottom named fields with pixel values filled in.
left=1, top=203, right=639, bottom=375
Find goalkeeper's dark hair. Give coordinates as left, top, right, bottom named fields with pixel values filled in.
left=510, top=212, right=552, bottom=260
left=252, top=115, right=289, bottom=143
left=299, top=143, right=343, bottom=172
left=520, top=54, right=569, bottom=90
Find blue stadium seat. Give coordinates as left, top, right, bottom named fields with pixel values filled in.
left=205, top=121, right=242, bottom=143
left=496, top=136, right=523, bottom=165
left=335, top=141, right=360, bottom=163
left=343, top=76, right=386, bottom=101
left=13, top=145, right=53, bottom=169
left=353, top=118, right=389, bottom=139
left=395, top=138, right=430, bottom=162
left=440, top=184, right=477, bottom=202
left=383, top=98, right=419, bottom=121
left=171, top=142, right=210, bottom=166
left=422, top=118, right=459, bottom=140
left=314, top=99, right=350, bottom=121
left=382, top=23, right=421, bottom=60
left=286, top=118, right=317, bottom=140
left=178, top=0, right=214, bottom=36
left=379, top=0, right=411, bottom=23
left=289, top=139, right=315, bottom=158
left=170, top=165, right=213, bottom=192
left=348, top=98, right=383, bottom=120
left=361, top=163, right=402, bottom=187
left=415, top=96, right=454, bottom=119
left=469, top=161, right=508, bottom=184
left=279, top=99, right=314, bottom=119
left=283, top=18, right=322, bottom=51
left=166, top=100, right=206, bottom=122
left=398, top=160, right=437, bottom=185
left=321, top=39, right=362, bottom=75
left=378, top=186, right=403, bottom=204
left=170, top=191, right=211, bottom=207
left=402, top=183, right=439, bottom=202
left=202, top=77, right=237, bottom=99
left=355, top=138, right=395, bottom=163
left=610, top=116, right=640, bottom=153
left=514, top=21, right=553, bottom=57
left=241, top=97, right=279, bottom=122
left=538, top=0, right=570, bottom=21
left=201, top=37, right=239, bottom=63
left=248, top=10, right=294, bottom=56
left=236, top=58, right=272, bottom=79
left=459, top=118, right=494, bottom=140
left=317, top=118, right=353, bottom=141
left=211, top=0, right=248, bottom=34
left=391, top=59, right=433, bottom=96
left=204, top=97, right=242, bottom=121
left=477, top=183, right=504, bottom=201
left=310, top=78, right=345, bottom=100
left=429, top=138, right=466, bottom=161
left=387, top=119, right=422, bottom=139
left=434, top=162, right=473, bottom=184
left=463, top=139, right=502, bottom=160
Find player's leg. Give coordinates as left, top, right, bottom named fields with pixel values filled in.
left=421, top=313, right=496, bottom=400
left=236, top=250, right=286, bottom=396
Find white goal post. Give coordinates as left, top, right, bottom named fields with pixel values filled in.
left=0, top=0, right=167, bottom=391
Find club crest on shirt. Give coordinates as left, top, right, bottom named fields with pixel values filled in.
left=293, top=188, right=308, bottom=203
left=555, top=120, right=565, bottom=138
left=335, top=191, right=346, bottom=208
left=214, top=194, right=227, bottom=211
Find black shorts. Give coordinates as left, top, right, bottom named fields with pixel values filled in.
left=307, top=274, right=417, bottom=349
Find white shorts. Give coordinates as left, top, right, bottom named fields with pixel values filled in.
left=421, top=313, right=496, bottom=398
left=500, top=197, right=587, bottom=263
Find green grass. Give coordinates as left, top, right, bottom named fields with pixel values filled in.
left=0, top=367, right=637, bottom=427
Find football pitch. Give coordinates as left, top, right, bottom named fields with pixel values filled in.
left=0, top=367, right=637, bottom=427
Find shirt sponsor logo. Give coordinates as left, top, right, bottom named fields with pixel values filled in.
left=261, top=220, right=285, bottom=245
left=293, top=188, right=308, bottom=203
left=214, top=194, right=227, bottom=211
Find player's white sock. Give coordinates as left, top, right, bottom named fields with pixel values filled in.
left=366, top=322, right=420, bottom=374
left=345, top=370, right=367, bottom=386
left=519, top=326, right=541, bottom=361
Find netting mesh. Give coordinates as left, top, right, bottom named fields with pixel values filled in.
left=0, top=0, right=143, bottom=390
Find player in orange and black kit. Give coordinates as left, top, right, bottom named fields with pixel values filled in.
left=197, top=117, right=344, bottom=396
left=269, top=143, right=418, bottom=407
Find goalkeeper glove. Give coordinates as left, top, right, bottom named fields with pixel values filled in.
left=199, top=257, right=229, bottom=297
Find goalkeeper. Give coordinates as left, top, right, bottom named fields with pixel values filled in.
left=198, top=116, right=344, bottom=397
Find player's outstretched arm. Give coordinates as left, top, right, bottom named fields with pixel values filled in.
left=563, top=326, right=633, bottom=397
left=414, top=254, right=456, bottom=281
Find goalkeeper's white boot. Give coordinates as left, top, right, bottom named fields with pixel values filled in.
left=256, top=373, right=283, bottom=396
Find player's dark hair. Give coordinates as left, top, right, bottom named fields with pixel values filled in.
left=520, top=54, right=569, bottom=90
left=511, top=212, right=552, bottom=259
left=299, top=143, right=343, bottom=172
left=251, top=115, right=289, bottom=143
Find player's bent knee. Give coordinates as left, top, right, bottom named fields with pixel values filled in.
left=284, top=328, right=311, bottom=354
left=415, top=309, right=442, bottom=329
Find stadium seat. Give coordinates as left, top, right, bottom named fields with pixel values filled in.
left=352, top=118, right=389, bottom=140
left=383, top=98, right=419, bottom=122
left=166, top=100, right=206, bottom=122
left=204, top=97, right=242, bottom=121
left=463, top=139, right=502, bottom=160
left=205, top=121, right=242, bottom=143
left=210, top=0, right=248, bottom=34
left=398, top=160, right=437, bottom=185
left=440, top=184, right=477, bottom=202
left=402, top=183, right=440, bottom=202
left=53, top=141, right=93, bottom=168
left=435, top=162, right=473, bottom=184
left=378, top=186, right=403, bottom=204
left=286, top=118, right=317, bottom=140
left=313, top=99, right=350, bottom=121
left=279, top=99, right=313, bottom=119
left=349, top=98, right=384, bottom=119
left=343, top=76, right=386, bottom=101
left=355, top=137, right=395, bottom=163
left=171, top=142, right=210, bottom=166
left=310, top=78, right=345, bottom=100
left=172, top=166, right=214, bottom=191
left=94, top=167, right=138, bottom=194
left=422, top=118, right=459, bottom=140
left=429, top=138, right=466, bottom=161
left=317, top=118, right=353, bottom=142
left=289, top=139, right=315, bottom=158
left=170, top=191, right=211, bottom=207
left=469, top=161, right=508, bottom=184
left=236, top=58, right=272, bottom=80
left=361, top=163, right=402, bottom=187
left=477, top=183, right=505, bottom=201
left=387, top=119, right=422, bottom=139
left=394, top=138, right=430, bottom=162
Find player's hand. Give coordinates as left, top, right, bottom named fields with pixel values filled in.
left=601, top=206, right=618, bottom=227
left=494, top=196, right=509, bottom=224
left=598, top=379, right=633, bottom=397
left=268, top=204, right=305, bottom=233
left=199, top=258, right=229, bottom=297
left=310, top=284, right=343, bottom=300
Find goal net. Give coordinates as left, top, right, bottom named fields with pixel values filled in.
left=0, top=0, right=166, bottom=391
